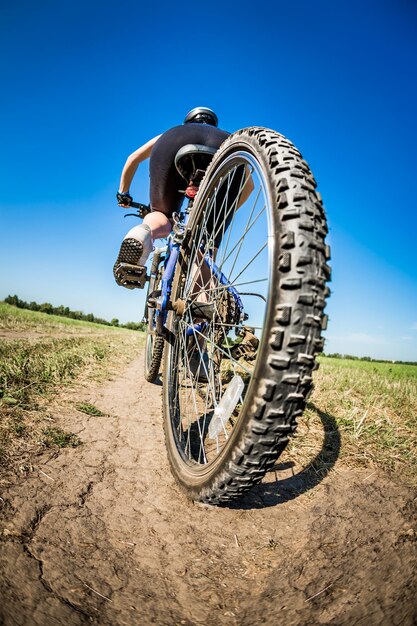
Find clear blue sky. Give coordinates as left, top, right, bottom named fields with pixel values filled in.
left=1, top=0, right=416, bottom=361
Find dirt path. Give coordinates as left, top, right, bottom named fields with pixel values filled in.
left=1, top=354, right=416, bottom=626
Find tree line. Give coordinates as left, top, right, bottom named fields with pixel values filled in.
left=325, top=352, right=417, bottom=366
left=4, top=295, right=146, bottom=331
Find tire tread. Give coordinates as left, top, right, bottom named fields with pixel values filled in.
left=164, top=127, right=330, bottom=504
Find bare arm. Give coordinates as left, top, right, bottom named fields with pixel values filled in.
left=118, top=134, right=162, bottom=193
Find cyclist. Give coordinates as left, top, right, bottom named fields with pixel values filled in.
left=113, top=107, right=230, bottom=289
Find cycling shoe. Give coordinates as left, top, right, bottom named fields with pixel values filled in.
left=113, top=238, right=147, bottom=289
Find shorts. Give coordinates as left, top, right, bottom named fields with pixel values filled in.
left=149, top=124, right=229, bottom=217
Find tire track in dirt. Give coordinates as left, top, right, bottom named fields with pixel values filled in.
left=1, top=353, right=416, bottom=625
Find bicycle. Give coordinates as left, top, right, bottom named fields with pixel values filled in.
left=122, top=127, right=331, bottom=504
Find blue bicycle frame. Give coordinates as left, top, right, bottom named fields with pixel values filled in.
left=153, top=210, right=244, bottom=337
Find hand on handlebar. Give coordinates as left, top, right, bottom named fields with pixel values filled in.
left=116, top=191, right=152, bottom=218
left=116, top=191, right=133, bottom=207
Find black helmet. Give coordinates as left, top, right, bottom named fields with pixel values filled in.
left=184, top=107, right=218, bottom=127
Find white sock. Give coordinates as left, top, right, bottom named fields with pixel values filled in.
left=124, top=224, right=153, bottom=265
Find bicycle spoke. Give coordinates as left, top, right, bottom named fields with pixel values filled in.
left=219, top=203, right=266, bottom=271
left=179, top=315, right=221, bottom=463
left=183, top=321, right=253, bottom=376
left=224, top=185, right=261, bottom=281
left=166, top=150, right=270, bottom=469
left=231, top=241, right=268, bottom=284
left=193, top=277, right=268, bottom=296
left=177, top=321, right=208, bottom=464
left=210, top=165, right=254, bottom=252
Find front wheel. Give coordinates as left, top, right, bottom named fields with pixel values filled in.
left=163, top=127, right=331, bottom=504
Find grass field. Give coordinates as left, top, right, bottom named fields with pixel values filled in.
left=1, top=302, right=416, bottom=486
left=0, top=303, right=144, bottom=472
left=289, top=356, right=417, bottom=487
left=0, top=301, right=122, bottom=333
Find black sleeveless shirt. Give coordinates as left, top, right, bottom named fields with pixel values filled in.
left=149, top=123, right=229, bottom=216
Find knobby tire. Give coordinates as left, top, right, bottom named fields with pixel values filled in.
left=162, top=127, right=331, bottom=504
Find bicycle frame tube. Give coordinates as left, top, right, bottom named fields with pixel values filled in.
left=156, top=237, right=180, bottom=335
left=203, top=252, right=245, bottom=316
left=156, top=210, right=245, bottom=335
left=185, top=322, right=207, bottom=337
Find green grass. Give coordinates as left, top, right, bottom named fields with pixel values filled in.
left=3, top=302, right=415, bottom=486
left=321, top=356, right=417, bottom=380
left=0, top=302, right=126, bottom=334
left=0, top=337, right=110, bottom=406
left=0, top=303, right=145, bottom=472
left=75, top=402, right=106, bottom=417
left=288, top=356, right=417, bottom=486
left=41, top=427, right=82, bottom=448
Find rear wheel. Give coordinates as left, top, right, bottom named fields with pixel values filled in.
left=163, top=127, right=331, bottom=503
left=144, top=261, right=165, bottom=383
left=144, top=332, right=164, bottom=383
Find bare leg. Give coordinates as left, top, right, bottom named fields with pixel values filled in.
left=190, top=251, right=213, bottom=304
left=122, top=210, right=173, bottom=266
left=114, top=211, right=173, bottom=288
left=143, top=211, right=173, bottom=239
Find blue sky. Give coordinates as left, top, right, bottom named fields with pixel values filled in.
left=1, top=0, right=416, bottom=361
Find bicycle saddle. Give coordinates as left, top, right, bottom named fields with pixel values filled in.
left=175, top=144, right=217, bottom=181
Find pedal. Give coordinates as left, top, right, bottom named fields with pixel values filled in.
left=230, top=327, right=259, bottom=362
left=147, top=290, right=162, bottom=308
left=114, top=263, right=148, bottom=289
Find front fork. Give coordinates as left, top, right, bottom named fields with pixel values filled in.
left=149, top=203, right=245, bottom=337
left=152, top=250, right=245, bottom=338
left=156, top=239, right=180, bottom=335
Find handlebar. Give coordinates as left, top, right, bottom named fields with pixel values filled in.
left=122, top=201, right=152, bottom=219
left=130, top=201, right=148, bottom=210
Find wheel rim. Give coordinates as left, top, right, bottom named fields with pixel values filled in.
left=167, top=150, right=273, bottom=471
